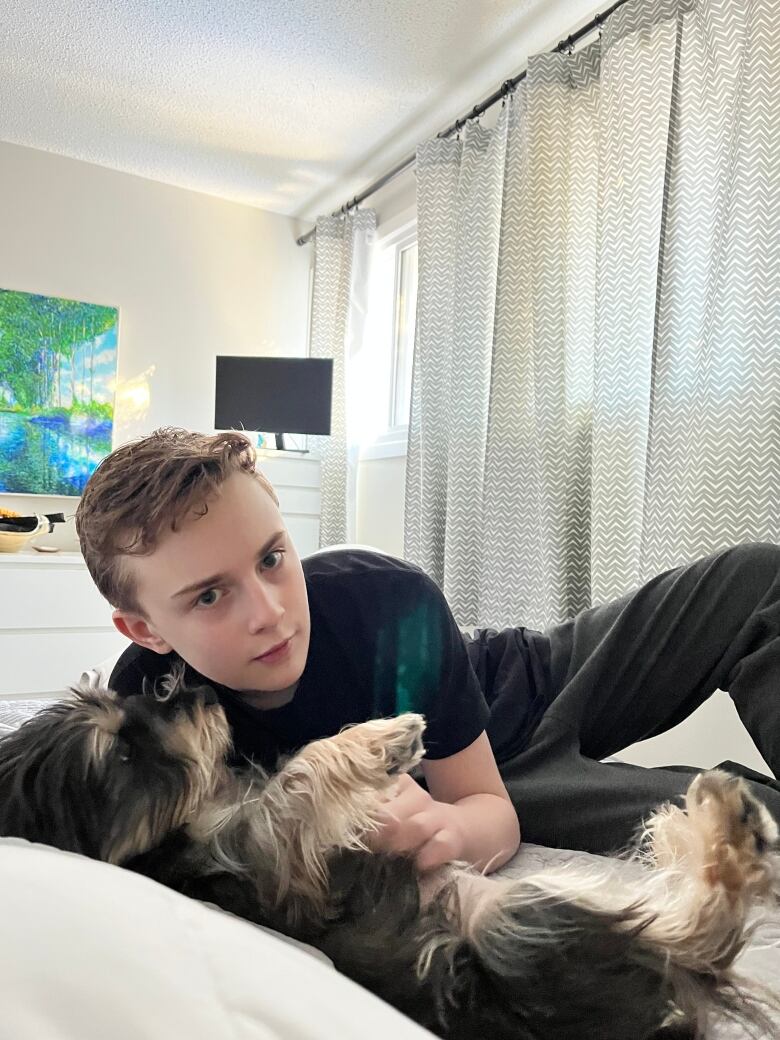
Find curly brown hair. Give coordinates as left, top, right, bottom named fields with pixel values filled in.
left=76, top=427, right=278, bottom=614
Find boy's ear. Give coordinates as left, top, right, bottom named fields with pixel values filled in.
left=112, top=609, right=173, bottom=654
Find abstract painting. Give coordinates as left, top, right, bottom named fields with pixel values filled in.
left=0, top=288, right=118, bottom=496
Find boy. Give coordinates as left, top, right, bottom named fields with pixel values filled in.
left=76, top=428, right=780, bottom=870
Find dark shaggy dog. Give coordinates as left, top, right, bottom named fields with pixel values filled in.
left=0, top=673, right=777, bottom=1040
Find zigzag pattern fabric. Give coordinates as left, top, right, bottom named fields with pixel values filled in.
left=405, top=0, right=779, bottom=630
left=310, top=211, right=376, bottom=547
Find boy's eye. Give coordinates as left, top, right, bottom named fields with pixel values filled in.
left=261, top=550, right=284, bottom=570
left=196, top=588, right=222, bottom=608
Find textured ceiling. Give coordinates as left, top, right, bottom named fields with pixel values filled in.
left=2, top=0, right=602, bottom=221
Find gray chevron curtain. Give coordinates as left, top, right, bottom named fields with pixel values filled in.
left=405, top=0, right=779, bottom=630
left=310, top=211, right=376, bottom=546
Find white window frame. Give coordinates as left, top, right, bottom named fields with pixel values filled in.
left=388, top=238, right=417, bottom=431
left=359, top=210, right=417, bottom=461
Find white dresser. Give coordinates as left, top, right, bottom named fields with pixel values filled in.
left=0, top=452, right=322, bottom=699
left=0, top=551, right=128, bottom=698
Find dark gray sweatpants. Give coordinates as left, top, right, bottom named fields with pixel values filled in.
left=499, top=542, right=780, bottom=855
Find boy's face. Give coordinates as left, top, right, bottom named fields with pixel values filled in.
left=112, top=471, right=311, bottom=701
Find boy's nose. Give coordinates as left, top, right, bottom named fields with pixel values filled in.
left=246, top=580, right=284, bottom=632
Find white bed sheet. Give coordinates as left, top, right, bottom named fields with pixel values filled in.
left=0, top=837, right=434, bottom=1040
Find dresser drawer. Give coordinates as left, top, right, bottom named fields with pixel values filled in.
left=0, top=552, right=128, bottom=696
left=0, top=561, right=114, bottom=630
left=0, top=630, right=129, bottom=697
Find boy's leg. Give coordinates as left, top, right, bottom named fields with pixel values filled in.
left=499, top=542, right=780, bottom=854
left=544, top=542, right=780, bottom=770
left=500, top=716, right=780, bottom=853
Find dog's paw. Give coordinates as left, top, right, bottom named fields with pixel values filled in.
left=686, top=770, right=778, bottom=896
left=378, top=712, right=426, bottom=775
left=336, top=713, right=426, bottom=781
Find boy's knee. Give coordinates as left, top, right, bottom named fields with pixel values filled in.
left=718, top=542, right=780, bottom=583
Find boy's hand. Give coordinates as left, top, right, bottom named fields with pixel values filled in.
left=368, top=773, right=465, bottom=872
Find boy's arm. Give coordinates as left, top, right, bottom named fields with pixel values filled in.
left=369, top=731, right=521, bottom=874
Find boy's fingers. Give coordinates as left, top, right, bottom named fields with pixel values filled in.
left=415, top=829, right=458, bottom=873
left=393, top=810, right=439, bottom=852
left=377, top=774, right=432, bottom=823
left=369, top=808, right=439, bottom=855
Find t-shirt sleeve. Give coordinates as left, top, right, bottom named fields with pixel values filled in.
left=109, top=644, right=178, bottom=698
left=372, top=570, right=490, bottom=760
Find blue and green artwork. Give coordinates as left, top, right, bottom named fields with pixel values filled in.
left=0, top=288, right=118, bottom=496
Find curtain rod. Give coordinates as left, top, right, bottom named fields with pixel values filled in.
left=296, top=0, right=630, bottom=246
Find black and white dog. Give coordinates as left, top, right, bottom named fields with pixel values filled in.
left=0, top=673, right=777, bottom=1040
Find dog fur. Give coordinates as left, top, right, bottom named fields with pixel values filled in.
left=0, top=672, right=777, bottom=1040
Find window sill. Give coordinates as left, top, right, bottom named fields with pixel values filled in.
left=359, top=429, right=408, bottom=461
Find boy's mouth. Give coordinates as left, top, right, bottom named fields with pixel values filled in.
left=253, top=637, right=292, bottom=663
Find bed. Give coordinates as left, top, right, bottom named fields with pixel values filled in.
left=1, top=696, right=778, bottom=1039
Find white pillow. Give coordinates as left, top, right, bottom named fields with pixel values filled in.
left=80, top=648, right=126, bottom=690
left=0, top=838, right=433, bottom=1040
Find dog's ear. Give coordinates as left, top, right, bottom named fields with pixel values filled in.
left=0, top=704, right=111, bottom=858
left=158, top=661, right=188, bottom=700
left=155, top=664, right=217, bottom=707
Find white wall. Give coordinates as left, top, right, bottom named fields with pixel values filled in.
left=357, top=454, right=406, bottom=558
left=0, top=140, right=312, bottom=550
left=619, top=694, right=770, bottom=774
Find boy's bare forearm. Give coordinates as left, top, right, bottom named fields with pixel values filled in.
left=451, top=793, right=521, bottom=873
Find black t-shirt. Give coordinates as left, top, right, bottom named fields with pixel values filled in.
left=109, top=549, right=551, bottom=770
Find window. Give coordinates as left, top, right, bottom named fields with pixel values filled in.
left=390, top=242, right=418, bottom=430
left=357, top=215, right=418, bottom=459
